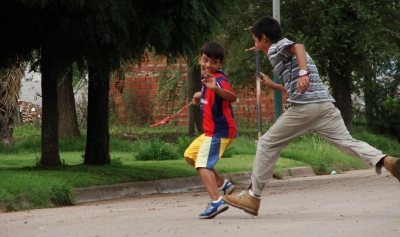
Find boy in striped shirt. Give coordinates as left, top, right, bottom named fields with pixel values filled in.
left=223, top=16, right=400, bottom=216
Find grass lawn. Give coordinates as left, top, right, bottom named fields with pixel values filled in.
left=1, top=124, right=399, bottom=212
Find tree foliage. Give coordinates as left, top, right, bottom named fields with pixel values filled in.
left=216, top=2, right=273, bottom=90
left=0, top=0, right=228, bottom=167
left=215, top=0, right=400, bottom=133
left=282, top=0, right=400, bottom=132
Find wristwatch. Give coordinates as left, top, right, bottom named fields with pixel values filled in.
left=299, top=70, right=308, bottom=77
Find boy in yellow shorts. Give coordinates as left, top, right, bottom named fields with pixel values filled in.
left=184, top=42, right=238, bottom=219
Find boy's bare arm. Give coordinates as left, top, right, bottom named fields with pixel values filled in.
left=288, top=44, right=308, bottom=71
left=287, top=44, right=310, bottom=93
left=259, top=72, right=286, bottom=92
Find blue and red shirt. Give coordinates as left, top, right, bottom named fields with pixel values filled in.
left=200, top=70, right=237, bottom=138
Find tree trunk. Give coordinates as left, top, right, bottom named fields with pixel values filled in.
left=84, top=65, right=110, bottom=165
left=328, top=60, right=354, bottom=132
left=0, top=96, right=15, bottom=147
left=40, top=47, right=62, bottom=167
left=363, top=60, right=379, bottom=129
left=187, top=59, right=202, bottom=135
left=58, top=69, right=80, bottom=138
left=0, top=65, right=24, bottom=147
left=13, top=101, right=22, bottom=125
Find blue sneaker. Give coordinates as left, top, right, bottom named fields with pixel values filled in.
left=199, top=199, right=229, bottom=219
left=220, top=179, right=235, bottom=195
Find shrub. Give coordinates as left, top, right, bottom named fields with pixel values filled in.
left=176, top=136, right=195, bottom=154
left=222, top=146, right=237, bottom=158
left=374, top=96, right=400, bottom=141
left=136, top=139, right=180, bottom=161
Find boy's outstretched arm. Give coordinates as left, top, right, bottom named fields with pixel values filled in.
left=259, top=72, right=286, bottom=92
left=288, top=44, right=310, bottom=93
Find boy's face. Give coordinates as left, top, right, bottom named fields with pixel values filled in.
left=252, top=34, right=272, bottom=55
left=198, top=54, right=224, bottom=75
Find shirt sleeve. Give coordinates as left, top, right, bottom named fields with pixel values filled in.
left=268, top=38, right=296, bottom=62
left=216, top=77, right=234, bottom=93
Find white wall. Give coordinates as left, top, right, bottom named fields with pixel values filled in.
left=19, top=69, right=88, bottom=106
left=19, top=69, right=42, bottom=106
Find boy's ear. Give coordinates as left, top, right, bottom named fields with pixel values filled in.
left=261, top=34, right=268, bottom=43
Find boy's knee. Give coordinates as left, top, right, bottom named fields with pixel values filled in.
left=184, top=157, right=195, bottom=166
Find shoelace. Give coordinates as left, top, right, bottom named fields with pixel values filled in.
left=204, top=203, right=214, bottom=212
left=237, top=191, right=247, bottom=197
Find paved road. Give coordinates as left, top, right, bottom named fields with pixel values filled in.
left=1, top=169, right=399, bottom=237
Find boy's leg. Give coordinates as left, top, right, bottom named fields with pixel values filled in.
left=183, top=134, right=205, bottom=166
left=213, top=168, right=235, bottom=195
left=224, top=103, right=320, bottom=215
left=214, top=138, right=235, bottom=194
left=312, top=104, right=384, bottom=168
left=313, top=102, right=400, bottom=181
left=186, top=152, right=234, bottom=194
left=195, top=136, right=230, bottom=219
left=198, top=168, right=220, bottom=200
left=185, top=156, right=223, bottom=187
left=251, top=103, right=321, bottom=195
left=213, top=168, right=225, bottom=187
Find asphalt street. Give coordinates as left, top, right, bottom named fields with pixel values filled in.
left=1, top=168, right=399, bottom=237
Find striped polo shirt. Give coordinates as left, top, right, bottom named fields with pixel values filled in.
left=267, top=38, right=335, bottom=104
left=200, top=70, right=237, bottom=139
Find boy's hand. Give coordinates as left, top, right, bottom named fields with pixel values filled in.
left=259, top=72, right=274, bottom=87
left=201, top=72, right=217, bottom=90
left=297, top=75, right=310, bottom=94
left=192, top=92, right=201, bottom=105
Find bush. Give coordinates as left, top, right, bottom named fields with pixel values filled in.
left=136, top=139, right=180, bottom=161
left=374, top=96, right=400, bottom=141
left=222, top=146, right=238, bottom=158
left=176, top=136, right=195, bottom=154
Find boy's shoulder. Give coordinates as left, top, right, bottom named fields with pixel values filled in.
left=272, top=38, right=294, bottom=47
left=269, top=38, right=295, bottom=54
left=214, top=70, right=228, bottom=80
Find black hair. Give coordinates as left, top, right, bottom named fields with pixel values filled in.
left=200, top=42, right=225, bottom=62
left=251, top=16, right=283, bottom=43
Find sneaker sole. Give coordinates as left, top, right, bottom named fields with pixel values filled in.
left=223, top=198, right=258, bottom=216
left=199, top=205, right=229, bottom=219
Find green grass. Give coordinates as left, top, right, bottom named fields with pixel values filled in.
left=281, top=133, right=371, bottom=174
left=1, top=123, right=399, bottom=212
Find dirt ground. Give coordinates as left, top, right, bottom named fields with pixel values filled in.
left=1, top=168, right=399, bottom=237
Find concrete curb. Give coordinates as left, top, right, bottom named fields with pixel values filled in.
left=0, top=167, right=316, bottom=212
left=76, top=166, right=315, bottom=204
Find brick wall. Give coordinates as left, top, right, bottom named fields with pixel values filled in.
left=18, top=101, right=42, bottom=122
left=110, top=54, right=287, bottom=127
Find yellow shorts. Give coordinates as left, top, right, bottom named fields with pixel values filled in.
left=184, top=134, right=234, bottom=170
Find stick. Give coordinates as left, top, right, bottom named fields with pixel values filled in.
left=150, top=102, right=193, bottom=128
left=244, top=27, right=262, bottom=140
left=255, top=50, right=262, bottom=140
left=245, top=47, right=256, bottom=52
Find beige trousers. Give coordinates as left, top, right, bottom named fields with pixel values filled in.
left=251, top=102, right=386, bottom=195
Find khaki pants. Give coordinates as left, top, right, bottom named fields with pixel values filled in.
left=252, top=102, right=385, bottom=195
